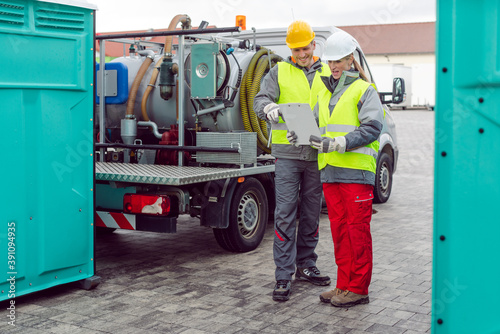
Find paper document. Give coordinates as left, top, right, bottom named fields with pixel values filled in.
left=278, top=103, right=321, bottom=145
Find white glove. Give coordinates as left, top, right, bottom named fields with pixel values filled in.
left=309, top=135, right=346, bottom=154
left=309, top=135, right=334, bottom=153
left=286, top=130, right=298, bottom=147
left=331, top=136, right=347, bottom=153
left=263, top=103, right=281, bottom=124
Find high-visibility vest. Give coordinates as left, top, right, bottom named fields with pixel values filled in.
left=272, top=62, right=331, bottom=145
left=317, top=79, right=379, bottom=172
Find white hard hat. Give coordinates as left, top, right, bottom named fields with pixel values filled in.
left=323, top=30, right=357, bottom=61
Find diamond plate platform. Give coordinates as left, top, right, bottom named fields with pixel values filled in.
left=95, top=162, right=275, bottom=186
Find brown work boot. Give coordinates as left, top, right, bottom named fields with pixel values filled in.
left=319, top=287, right=344, bottom=303
left=330, top=290, right=369, bottom=307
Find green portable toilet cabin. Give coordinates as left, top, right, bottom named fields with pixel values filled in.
left=433, top=0, right=500, bottom=332
left=0, top=0, right=98, bottom=302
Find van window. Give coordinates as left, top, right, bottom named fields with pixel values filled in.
left=354, top=50, right=373, bottom=84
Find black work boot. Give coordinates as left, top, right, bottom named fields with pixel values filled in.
left=272, top=280, right=291, bottom=301
left=296, top=266, right=331, bottom=286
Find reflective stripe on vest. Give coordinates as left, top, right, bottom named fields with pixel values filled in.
left=272, top=62, right=331, bottom=145
left=318, top=79, right=379, bottom=172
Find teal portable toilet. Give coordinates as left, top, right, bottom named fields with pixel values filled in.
left=433, top=0, right=500, bottom=333
left=0, top=0, right=99, bottom=302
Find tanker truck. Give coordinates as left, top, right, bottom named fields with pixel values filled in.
left=94, top=15, right=402, bottom=252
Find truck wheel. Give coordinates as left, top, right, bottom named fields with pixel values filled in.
left=213, top=178, right=268, bottom=252
left=374, top=152, right=393, bottom=203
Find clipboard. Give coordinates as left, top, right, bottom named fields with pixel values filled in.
left=278, top=103, right=321, bottom=145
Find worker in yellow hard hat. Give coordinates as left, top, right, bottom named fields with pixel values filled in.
left=254, top=20, right=332, bottom=302
left=285, top=20, right=315, bottom=56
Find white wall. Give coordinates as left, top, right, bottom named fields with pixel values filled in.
left=366, top=54, right=435, bottom=66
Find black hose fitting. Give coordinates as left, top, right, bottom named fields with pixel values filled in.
left=159, top=57, right=175, bottom=100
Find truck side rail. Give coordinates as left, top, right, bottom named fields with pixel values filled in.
left=95, top=162, right=275, bottom=186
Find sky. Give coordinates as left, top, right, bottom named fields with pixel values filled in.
left=88, top=0, right=436, bottom=33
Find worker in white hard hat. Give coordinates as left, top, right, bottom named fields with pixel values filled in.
left=254, top=20, right=331, bottom=302
left=309, top=30, right=384, bottom=308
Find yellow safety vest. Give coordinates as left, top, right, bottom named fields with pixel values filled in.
left=272, top=61, right=331, bottom=145
left=317, top=79, right=379, bottom=172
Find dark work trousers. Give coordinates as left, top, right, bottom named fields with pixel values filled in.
left=273, top=158, right=322, bottom=281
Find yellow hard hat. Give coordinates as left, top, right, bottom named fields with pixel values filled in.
left=286, top=20, right=315, bottom=49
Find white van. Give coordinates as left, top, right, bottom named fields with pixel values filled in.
left=223, top=26, right=404, bottom=203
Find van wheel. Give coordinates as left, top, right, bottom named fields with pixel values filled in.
left=374, top=152, right=393, bottom=203
left=213, top=178, right=268, bottom=252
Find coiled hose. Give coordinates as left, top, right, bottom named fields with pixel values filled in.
left=240, top=48, right=282, bottom=154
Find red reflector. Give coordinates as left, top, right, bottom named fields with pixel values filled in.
left=123, top=194, right=171, bottom=215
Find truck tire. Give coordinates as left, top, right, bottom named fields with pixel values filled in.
left=374, top=152, right=393, bottom=203
left=213, top=178, right=268, bottom=252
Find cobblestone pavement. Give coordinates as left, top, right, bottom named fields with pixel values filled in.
left=1, top=110, right=434, bottom=334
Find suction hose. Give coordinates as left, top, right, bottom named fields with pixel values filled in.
left=141, top=14, right=191, bottom=121
left=240, top=48, right=282, bottom=153
left=125, top=53, right=154, bottom=117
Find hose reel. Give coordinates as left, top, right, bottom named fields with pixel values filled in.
left=240, top=48, right=283, bottom=154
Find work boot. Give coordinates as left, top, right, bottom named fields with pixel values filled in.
left=319, top=287, right=344, bottom=303
left=330, top=290, right=369, bottom=308
left=296, top=266, right=331, bottom=286
left=272, top=280, right=291, bottom=302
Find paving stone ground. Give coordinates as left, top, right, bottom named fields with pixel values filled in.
left=1, top=110, right=434, bottom=334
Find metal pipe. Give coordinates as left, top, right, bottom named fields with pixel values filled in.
left=99, top=39, right=106, bottom=162
left=121, top=118, right=137, bottom=145
left=95, top=143, right=239, bottom=153
left=252, top=27, right=256, bottom=50
left=95, top=26, right=241, bottom=40
left=178, top=34, right=185, bottom=166
left=137, top=121, right=162, bottom=139
left=196, top=103, right=225, bottom=117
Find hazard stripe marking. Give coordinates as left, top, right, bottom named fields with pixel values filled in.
left=95, top=214, right=107, bottom=227
left=110, top=212, right=135, bottom=230
left=95, top=211, right=136, bottom=230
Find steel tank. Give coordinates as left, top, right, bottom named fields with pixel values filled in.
left=104, top=45, right=257, bottom=133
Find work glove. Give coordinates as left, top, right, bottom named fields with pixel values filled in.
left=263, top=103, right=281, bottom=124
left=309, top=135, right=347, bottom=154
left=286, top=130, right=299, bottom=147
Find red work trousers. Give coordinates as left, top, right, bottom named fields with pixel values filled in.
left=323, top=183, right=373, bottom=295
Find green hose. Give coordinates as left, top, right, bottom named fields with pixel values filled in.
left=240, top=48, right=282, bottom=154
left=247, top=56, right=272, bottom=147
left=240, top=49, right=268, bottom=152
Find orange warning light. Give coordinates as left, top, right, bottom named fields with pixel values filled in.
left=236, top=15, right=246, bottom=30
